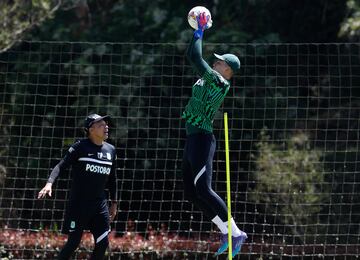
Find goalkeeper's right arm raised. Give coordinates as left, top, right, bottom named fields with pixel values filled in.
left=186, top=13, right=212, bottom=77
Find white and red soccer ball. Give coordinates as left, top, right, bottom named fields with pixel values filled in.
left=187, top=6, right=213, bottom=30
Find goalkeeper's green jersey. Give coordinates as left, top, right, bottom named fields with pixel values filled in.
left=182, top=68, right=230, bottom=133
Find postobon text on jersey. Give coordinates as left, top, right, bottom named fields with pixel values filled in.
left=85, top=164, right=111, bottom=175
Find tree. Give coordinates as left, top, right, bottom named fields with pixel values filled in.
left=0, top=0, right=83, bottom=52
left=250, top=130, right=328, bottom=244
left=339, top=0, right=360, bottom=40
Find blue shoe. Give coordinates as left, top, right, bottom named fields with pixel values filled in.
left=215, top=234, right=228, bottom=256
left=231, top=231, right=247, bottom=257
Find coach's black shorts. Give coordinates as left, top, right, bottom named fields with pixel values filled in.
left=62, top=199, right=110, bottom=240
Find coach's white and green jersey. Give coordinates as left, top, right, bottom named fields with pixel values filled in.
left=182, top=69, right=230, bottom=133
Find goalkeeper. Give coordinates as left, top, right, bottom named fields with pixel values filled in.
left=181, top=12, right=247, bottom=257
left=38, top=114, right=117, bottom=260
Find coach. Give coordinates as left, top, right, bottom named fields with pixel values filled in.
left=38, top=114, right=118, bottom=260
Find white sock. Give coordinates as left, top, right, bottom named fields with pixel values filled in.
left=224, top=218, right=242, bottom=237
left=211, top=215, right=228, bottom=234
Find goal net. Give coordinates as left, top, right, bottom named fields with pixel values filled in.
left=0, top=41, right=359, bottom=259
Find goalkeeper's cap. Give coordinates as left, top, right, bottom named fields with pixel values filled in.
left=214, top=53, right=241, bottom=72
left=84, top=114, right=110, bottom=132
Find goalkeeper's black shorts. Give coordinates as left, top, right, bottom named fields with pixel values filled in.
left=62, top=199, right=110, bottom=242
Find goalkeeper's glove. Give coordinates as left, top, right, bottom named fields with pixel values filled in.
left=194, top=12, right=210, bottom=39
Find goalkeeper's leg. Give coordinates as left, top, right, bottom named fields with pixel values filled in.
left=182, top=133, right=247, bottom=255
left=183, top=153, right=216, bottom=217
left=182, top=133, right=231, bottom=223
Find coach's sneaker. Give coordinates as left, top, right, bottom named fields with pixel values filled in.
left=231, top=231, right=247, bottom=257
left=215, top=234, right=228, bottom=256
